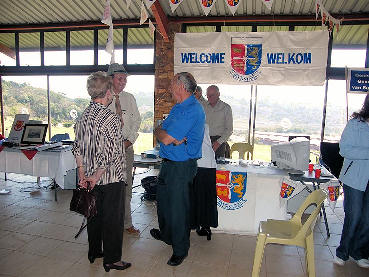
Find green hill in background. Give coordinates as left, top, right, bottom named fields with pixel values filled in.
left=2, top=80, right=154, bottom=133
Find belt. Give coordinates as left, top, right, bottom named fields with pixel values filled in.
left=162, top=158, right=173, bottom=162
left=162, top=158, right=196, bottom=163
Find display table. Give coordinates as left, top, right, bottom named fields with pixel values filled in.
left=0, top=146, right=76, bottom=189
left=215, top=163, right=289, bottom=235
left=288, top=171, right=338, bottom=237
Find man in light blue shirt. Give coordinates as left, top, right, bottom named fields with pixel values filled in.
left=150, top=72, right=205, bottom=266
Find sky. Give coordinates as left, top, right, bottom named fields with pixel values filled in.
left=0, top=48, right=367, bottom=108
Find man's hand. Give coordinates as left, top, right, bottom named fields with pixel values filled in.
left=212, top=141, right=221, bottom=152
left=124, top=140, right=132, bottom=149
left=173, top=137, right=187, bottom=146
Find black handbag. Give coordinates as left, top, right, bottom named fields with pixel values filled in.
left=70, top=182, right=97, bottom=238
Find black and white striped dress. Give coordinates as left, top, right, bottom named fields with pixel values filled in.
left=72, top=101, right=127, bottom=186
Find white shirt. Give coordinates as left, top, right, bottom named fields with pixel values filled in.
left=108, top=91, right=141, bottom=144
left=197, top=124, right=216, bottom=168
left=203, top=99, right=233, bottom=145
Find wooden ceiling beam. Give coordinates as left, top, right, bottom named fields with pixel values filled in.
left=0, top=43, right=15, bottom=59
left=150, top=1, right=169, bottom=42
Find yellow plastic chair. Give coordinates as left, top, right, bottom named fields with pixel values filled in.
left=252, top=189, right=327, bottom=277
left=230, top=142, right=254, bottom=160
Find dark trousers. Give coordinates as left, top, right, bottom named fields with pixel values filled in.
left=210, top=136, right=230, bottom=159
left=156, top=159, right=197, bottom=256
left=87, top=181, right=125, bottom=264
left=336, top=183, right=369, bottom=260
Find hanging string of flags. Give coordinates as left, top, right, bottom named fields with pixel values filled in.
left=315, top=0, right=341, bottom=32
left=140, top=1, right=149, bottom=25
left=140, top=0, right=157, bottom=37
left=101, top=0, right=115, bottom=64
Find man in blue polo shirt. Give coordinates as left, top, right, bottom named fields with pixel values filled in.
left=150, top=72, right=205, bottom=266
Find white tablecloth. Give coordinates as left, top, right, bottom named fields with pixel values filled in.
left=0, top=146, right=76, bottom=189
left=215, top=164, right=289, bottom=235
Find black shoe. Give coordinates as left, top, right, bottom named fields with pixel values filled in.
left=167, top=254, right=187, bottom=266
left=88, top=252, right=104, bottom=264
left=196, top=227, right=211, bottom=240
left=103, top=261, right=131, bottom=272
left=150, top=228, right=162, bottom=241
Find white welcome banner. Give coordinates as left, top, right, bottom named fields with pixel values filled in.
left=174, top=31, right=329, bottom=86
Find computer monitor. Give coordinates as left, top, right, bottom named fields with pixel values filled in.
left=271, top=137, right=310, bottom=172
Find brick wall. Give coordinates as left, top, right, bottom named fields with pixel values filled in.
left=154, top=22, right=182, bottom=127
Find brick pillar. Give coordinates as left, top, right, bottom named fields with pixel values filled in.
left=154, top=23, right=182, bottom=129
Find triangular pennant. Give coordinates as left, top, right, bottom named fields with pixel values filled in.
left=140, top=1, right=149, bottom=25
left=126, top=0, right=132, bottom=9
left=169, top=0, right=185, bottom=13
left=316, top=0, right=341, bottom=32
left=261, top=0, right=273, bottom=10
left=101, top=0, right=112, bottom=26
left=224, top=0, right=242, bottom=16
left=105, top=25, right=115, bottom=55
left=199, top=0, right=217, bottom=16
left=144, top=0, right=157, bottom=9
left=148, top=19, right=155, bottom=37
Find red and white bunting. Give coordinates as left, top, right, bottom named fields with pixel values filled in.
left=169, top=0, right=185, bottom=13
left=144, top=0, right=156, bottom=9
left=199, top=0, right=217, bottom=16
left=261, top=0, right=273, bottom=11
left=140, top=1, right=149, bottom=25
left=101, top=0, right=112, bottom=26
left=315, top=0, right=341, bottom=32
left=224, top=0, right=242, bottom=16
left=148, top=19, right=156, bottom=37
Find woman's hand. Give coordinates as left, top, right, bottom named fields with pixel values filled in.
left=77, top=167, right=88, bottom=188
left=85, top=168, right=105, bottom=190
left=85, top=174, right=98, bottom=190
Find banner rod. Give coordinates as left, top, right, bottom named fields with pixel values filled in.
left=345, top=67, right=349, bottom=122
left=248, top=85, right=252, bottom=143
left=252, top=85, right=258, bottom=160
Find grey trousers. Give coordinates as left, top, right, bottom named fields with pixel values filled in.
left=124, top=146, right=134, bottom=228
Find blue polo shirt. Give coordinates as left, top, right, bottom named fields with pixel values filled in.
left=159, top=95, right=205, bottom=161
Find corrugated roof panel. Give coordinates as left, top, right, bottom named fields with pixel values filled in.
left=45, top=31, right=66, bottom=50
left=186, top=26, right=217, bottom=33
left=0, top=33, right=14, bottom=48
left=334, top=25, right=369, bottom=46
left=70, top=30, right=93, bottom=48
left=128, top=28, right=154, bottom=46
left=1, top=0, right=369, bottom=25
left=221, top=26, right=253, bottom=32
left=19, top=32, right=40, bottom=49
left=257, top=26, right=289, bottom=32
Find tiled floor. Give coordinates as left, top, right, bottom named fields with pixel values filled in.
left=0, top=171, right=368, bottom=277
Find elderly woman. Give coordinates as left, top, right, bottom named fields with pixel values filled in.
left=72, top=72, right=131, bottom=272
left=334, top=94, right=369, bottom=268
left=190, top=86, right=218, bottom=240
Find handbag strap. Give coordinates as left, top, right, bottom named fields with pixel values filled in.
left=74, top=217, right=88, bottom=239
